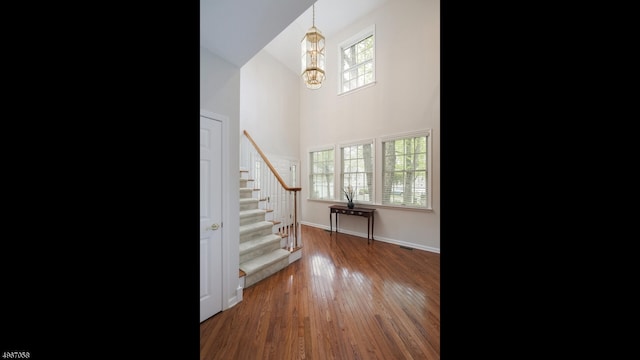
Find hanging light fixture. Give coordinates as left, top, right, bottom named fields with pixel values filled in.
left=301, top=3, right=325, bottom=89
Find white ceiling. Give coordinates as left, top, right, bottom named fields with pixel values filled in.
left=263, top=0, right=390, bottom=75
left=200, top=0, right=314, bottom=68
left=201, top=0, right=390, bottom=74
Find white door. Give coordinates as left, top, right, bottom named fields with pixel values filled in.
left=200, top=115, right=223, bottom=322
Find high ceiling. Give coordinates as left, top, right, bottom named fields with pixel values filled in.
left=201, top=0, right=390, bottom=74
left=200, top=0, right=314, bottom=68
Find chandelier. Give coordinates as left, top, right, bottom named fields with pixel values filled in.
left=301, top=4, right=325, bottom=89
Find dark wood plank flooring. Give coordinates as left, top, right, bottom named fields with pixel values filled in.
left=200, top=224, right=440, bottom=359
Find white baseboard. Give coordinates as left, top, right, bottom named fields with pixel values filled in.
left=236, top=281, right=243, bottom=303
left=299, top=221, right=440, bottom=254
left=224, top=278, right=244, bottom=310
left=225, top=295, right=238, bottom=310
left=289, top=248, right=302, bottom=263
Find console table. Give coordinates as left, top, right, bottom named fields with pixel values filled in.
left=329, top=205, right=376, bottom=244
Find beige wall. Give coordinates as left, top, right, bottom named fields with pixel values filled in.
left=299, top=0, right=440, bottom=252
left=236, top=0, right=440, bottom=252
left=240, top=50, right=300, bottom=160
left=200, top=47, right=241, bottom=121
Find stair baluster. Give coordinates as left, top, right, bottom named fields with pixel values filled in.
left=238, top=130, right=303, bottom=288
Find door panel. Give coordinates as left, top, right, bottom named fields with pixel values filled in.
left=200, top=116, right=223, bottom=322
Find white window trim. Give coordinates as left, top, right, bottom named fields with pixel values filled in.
left=307, top=145, right=336, bottom=201
left=305, top=130, right=433, bottom=213
left=338, top=138, right=376, bottom=204
left=377, top=129, right=433, bottom=211
left=337, top=24, right=376, bottom=96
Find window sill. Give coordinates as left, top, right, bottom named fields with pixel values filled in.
left=306, top=198, right=433, bottom=212
left=337, top=81, right=377, bottom=97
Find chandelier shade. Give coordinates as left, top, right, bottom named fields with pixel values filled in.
left=301, top=5, right=325, bottom=89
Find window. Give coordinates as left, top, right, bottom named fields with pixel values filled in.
left=339, top=25, right=375, bottom=94
left=381, top=131, right=431, bottom=209
left=340, top=141, right=374, bottom=203
left=309, top=148, right=334, bottom=200
left=307, top=130, right=433, bottom=211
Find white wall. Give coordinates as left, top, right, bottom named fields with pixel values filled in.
left=299, top=0, right=440, bottom=252
left=201, top=47, right=241, bottom=120
left=200, top=47, right=242, bottom=309
left=240, top=50, right=301, bottom=161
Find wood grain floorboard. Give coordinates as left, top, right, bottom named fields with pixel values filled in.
left=200, top=224, right=440, bottom=359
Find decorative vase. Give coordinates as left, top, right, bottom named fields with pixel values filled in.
left=347, top=201, right=354, bottom=209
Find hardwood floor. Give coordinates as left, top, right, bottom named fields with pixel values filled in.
left=200, top=224, right=440, bottom=359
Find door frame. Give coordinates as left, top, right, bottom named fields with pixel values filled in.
left=200, top=109, right=242, bottom=311
left=200, top=113, right=223, bottom=321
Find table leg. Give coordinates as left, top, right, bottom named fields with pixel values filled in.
left=371, top=213, right=374, bottom=242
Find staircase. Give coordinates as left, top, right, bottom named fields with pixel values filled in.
left=239, top=171, right=299, bottom=288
